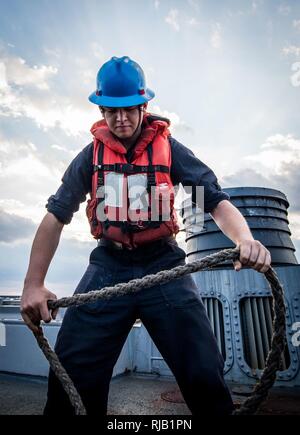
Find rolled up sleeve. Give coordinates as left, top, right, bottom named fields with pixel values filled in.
left=45, top=143, right=93, bottom=224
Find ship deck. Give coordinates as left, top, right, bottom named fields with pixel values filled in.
left=1, top=371, right=300, bottom=415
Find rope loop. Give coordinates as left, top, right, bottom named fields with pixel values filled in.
left=33, top=247, right=286, bottom=415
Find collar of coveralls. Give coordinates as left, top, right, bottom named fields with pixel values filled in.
left=90, top=112, right=171, bottom=158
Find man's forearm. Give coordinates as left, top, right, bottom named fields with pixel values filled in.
left=210, top=199, right=254, bottom=245
left=24, top=212, right=64, bottom=287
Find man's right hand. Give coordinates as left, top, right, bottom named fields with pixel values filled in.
left=21, top=285, right=58, bottom=334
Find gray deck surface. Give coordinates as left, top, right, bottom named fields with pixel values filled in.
left=0, top=372, right=190, bottom=415
left=0, top=372, right=300, bottom=415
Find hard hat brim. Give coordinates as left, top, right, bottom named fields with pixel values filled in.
left=88, top=88, right=155, bottom=107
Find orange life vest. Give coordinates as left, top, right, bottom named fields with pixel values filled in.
left=86, top=114, right=179, bottom=249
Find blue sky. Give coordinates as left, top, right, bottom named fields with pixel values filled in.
left=0, top=0, right=300, bottom=296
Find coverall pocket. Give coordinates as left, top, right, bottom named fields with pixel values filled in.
left=159, top=275, right=203, bottom=309
left=166, top=238, right=187, bottom=260
left=73, top=263, right=116, bottom=314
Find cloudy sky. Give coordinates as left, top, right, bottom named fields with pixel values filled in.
left=0, top=0, right=300, bottom=297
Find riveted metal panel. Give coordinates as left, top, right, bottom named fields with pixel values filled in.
left=182, top=187, right=298, bottom=265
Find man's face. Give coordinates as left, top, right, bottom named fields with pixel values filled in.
left=100, top=105, right=146, bottom=139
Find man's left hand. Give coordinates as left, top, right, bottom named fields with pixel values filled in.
left=234, top=239, right=271, bottom=273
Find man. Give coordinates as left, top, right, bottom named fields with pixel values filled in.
left=21, top=56, right=271, bottom=415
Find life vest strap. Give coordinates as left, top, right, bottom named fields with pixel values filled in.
left=93, top=163, right=169, bottom=174
left=96, top=142, right=105, bottom=190
left=147, top=143, right=156, bottom=194
left=103, top=219, right=163, bottom=233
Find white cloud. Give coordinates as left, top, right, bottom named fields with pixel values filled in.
left=0, top=129, right=91, bottom=244
left=282, top=45, right=300, bottom=56
left=186, top=17, right=200, bottom=27
left=154, top=0, right=160, bottom=10
left=291, top=62, right=300, bottom=87
left=0, top=62, right=8, bottom=88
left=51, top=144, right=81, bottom=159
left=187, top=0, right=200, bottom=12
left=293, top=20, right=300, bottom=31
left=210, top=23, right=222, bottom=49
left=0, top=150, right=55, bottom=183
left=261, top=133, right=300, bottom=151
left=245, top=134, right=300, bottom=171
left=223, top=134, right=300, bottom=212
left=152, top=105, right=194, bottom=136
left=44, top=47, right=62, bottom=59
left=0, top=76, right=94, bottom=136
left=0, top=55, right=57, bottom=90
left=90, top=42, right=106, bottom=60
left=227, top=1, right=262, bottom=18
left=0, top=134, right=63, bottom=221
left=227, top=9, right=246, bottom=18
left=278, top=4, right=291, bottom=16
left=0, top=51, right=96, bottom=136
left=252, top=2, right=258, bottom=13
left=289, top=213, right=300, bottom=239
left=165, top=9, right=180, bottom=32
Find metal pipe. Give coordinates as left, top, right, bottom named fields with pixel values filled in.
left=250, top=298, right=265, bottom=369
left=244, top=298, right=259, bottom=369
left=257, top=297, right=270, bottom=358
left=208, top=298, right=215, bottom=335
left=213, top=299, right=222, bottom=352
left=263, top=297, right=273, bottom=341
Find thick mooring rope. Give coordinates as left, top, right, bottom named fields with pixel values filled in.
left=32, top=247, right=286, bottom=415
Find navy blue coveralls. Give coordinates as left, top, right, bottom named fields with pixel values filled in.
left=44, top=136, right=234, bottom=415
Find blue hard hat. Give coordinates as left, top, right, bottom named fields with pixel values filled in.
left=89, top=56, right=155, bottom=107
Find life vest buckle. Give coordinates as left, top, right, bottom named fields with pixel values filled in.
left=137, top=220, right=144, bottom=228
left=115, top=163, right=135, bottom=173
